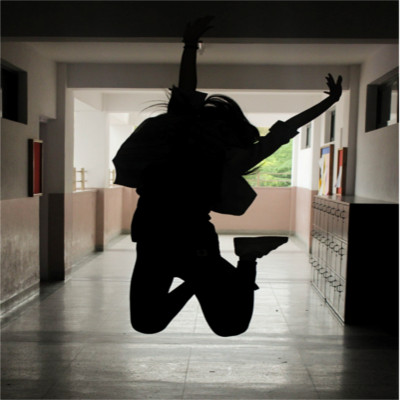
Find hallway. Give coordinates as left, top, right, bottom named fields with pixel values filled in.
left=1, top=235, right=398, bottom=399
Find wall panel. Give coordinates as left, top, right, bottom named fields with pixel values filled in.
left=0, top=198, right=40, bottom=311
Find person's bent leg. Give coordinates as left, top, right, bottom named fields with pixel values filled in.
left=193, top=256, right=257, bottom=337
left=130, top=242, right=195, bottom=334
left=195, top=236, right=289, bottom=336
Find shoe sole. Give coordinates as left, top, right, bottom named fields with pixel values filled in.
left=234, top=236, right=289, bottom=257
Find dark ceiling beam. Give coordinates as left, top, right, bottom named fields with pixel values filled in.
left=1, top=1, right=398, bottom=41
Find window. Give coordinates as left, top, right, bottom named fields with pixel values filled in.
left=329, top=110, right=336, bottom=142
left=1, top=60, right=28, bottom=124
left=305, top=124, right=312, bottom=148
left=323, top=108, right=336, bottom=144
left=366, top=68, right=399, bottom=132
left=244, top=127, right=292, bottom=188
left=301, top=123, right=312, bottom=150
left=376, top=76, right=398, bottom=128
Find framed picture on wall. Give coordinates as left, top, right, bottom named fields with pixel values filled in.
left=28, top=139, right=43, bottom=196
left=318, top=144, right=334, bottom=195
left=335, top=147, right=347, bottom=196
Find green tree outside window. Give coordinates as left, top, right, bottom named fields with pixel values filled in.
left=244, top=127, right=292, bottom=188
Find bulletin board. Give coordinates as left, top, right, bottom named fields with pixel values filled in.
left=318, top=144, right=334, bottom=196
left=28, top=139, right=43, bottom=196
left=335, top=147, right=347, bottom=195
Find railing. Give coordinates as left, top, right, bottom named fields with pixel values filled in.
left=109, top=169, right=116, bottom=187
left=244, top=171, right=291, bottom=187
left=73, top=168, right=87, bottom=191
left=72, top=168, right=290, bottom=190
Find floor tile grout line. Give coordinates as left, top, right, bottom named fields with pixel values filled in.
left=2, top=235, right=137, bottom=329
left=39, top=343, right=88, bottom=399
left=1, top=247, right=108, bottom=329
left=268, top=280, right=323, bottom=398
left=181, top=345, right=193, bottom=400
left=3, top=235, right=398, bottom=399
left=270, top=277, right=351, bottom=400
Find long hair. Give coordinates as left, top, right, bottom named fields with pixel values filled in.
left=199, top=95, right=260, bottom=148
left=142, top=90, right=261, bottom=175
left=196, top=94, right=261, bottom=175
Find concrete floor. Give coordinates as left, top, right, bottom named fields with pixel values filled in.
left=1, top=235, right=398, bottom=399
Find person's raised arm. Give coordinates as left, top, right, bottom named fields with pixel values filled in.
left=285, top=74, right=342, bottom=130
left=225, top=74, right=343, bottom=175
left=178, top=16, right=213, bottom=91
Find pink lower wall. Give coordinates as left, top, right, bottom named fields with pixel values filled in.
left=211, top=187, right=295, bottom=235
left=103, top=187, right=124, bottom=245
left=0, top=185, right=315, bottom=314
left=71, top=188, right=126, bottom=261
left=122, top=187, right=139, bottom=233
left=95, top=186, right=126, bottom=250
left=119, top=187, right=296, bottom=236
left=71, top=187, right=131, bottom=256
left=1, top=197, right=40, bottom=309
left=212, top=185, right=315, bottom=250
left=117, top=186, right=316, bottom=247
left=86, top=186, right=315, bottom=249
left=71, top=190, right=97, bottom=263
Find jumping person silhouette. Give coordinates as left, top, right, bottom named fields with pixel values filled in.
left=113, top=17, right=342, bottom=337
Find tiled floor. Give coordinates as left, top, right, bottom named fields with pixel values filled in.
left=1, top=235, right=398, bottom=399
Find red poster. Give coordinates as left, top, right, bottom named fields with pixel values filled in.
left=28, top=139, right=43, bottom=196
left=33, top=142, right=42, bottom=194
left=335, top=148, right=347, bottom=195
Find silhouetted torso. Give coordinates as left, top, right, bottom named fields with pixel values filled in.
left=130, top=119, right=223, bottom=244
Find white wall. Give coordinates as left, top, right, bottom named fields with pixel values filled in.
left=355, top=45, right=399, bottom=202
left=292, top=113, right=324, bottom=190
left=245, top=113, right=293, bottom=129
left=1, top=42, right=57, bottom=307
left=74, top=98, right=135, bottom=187
left=109, top=125, right=134, bottom=169
left=74, top=90, right=103, bottom=110
left=102, top=89, right=329, bottom=129
left=71, top=49, right=398, bottom=203
left=74, top=100, right=110, bottom=188
left=291, top=87, right=357, bottom=194
left=1, top=42, right=57, bottom=199
left=318, top=91, right=350, bottom=193
left=85, top=87, right=353, bottom=193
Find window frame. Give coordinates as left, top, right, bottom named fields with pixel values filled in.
left=365, top=67, right=399, bottom=132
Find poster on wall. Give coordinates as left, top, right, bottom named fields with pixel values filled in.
left=318, top=144, right=334, bottom=196
left=28, top=139, right=43, bottom=196
left=335, top=147, right=347, bottom=196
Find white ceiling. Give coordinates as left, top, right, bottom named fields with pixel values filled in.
left=26, top=41, right=386, bottom=65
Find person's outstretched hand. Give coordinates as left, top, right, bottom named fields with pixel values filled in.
left=183, top=16, right=214, bottom=45
left=324, top=74, right=342, bottom=102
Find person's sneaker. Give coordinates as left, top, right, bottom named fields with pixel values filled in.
left=234, top=236, right=289, bottom=259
